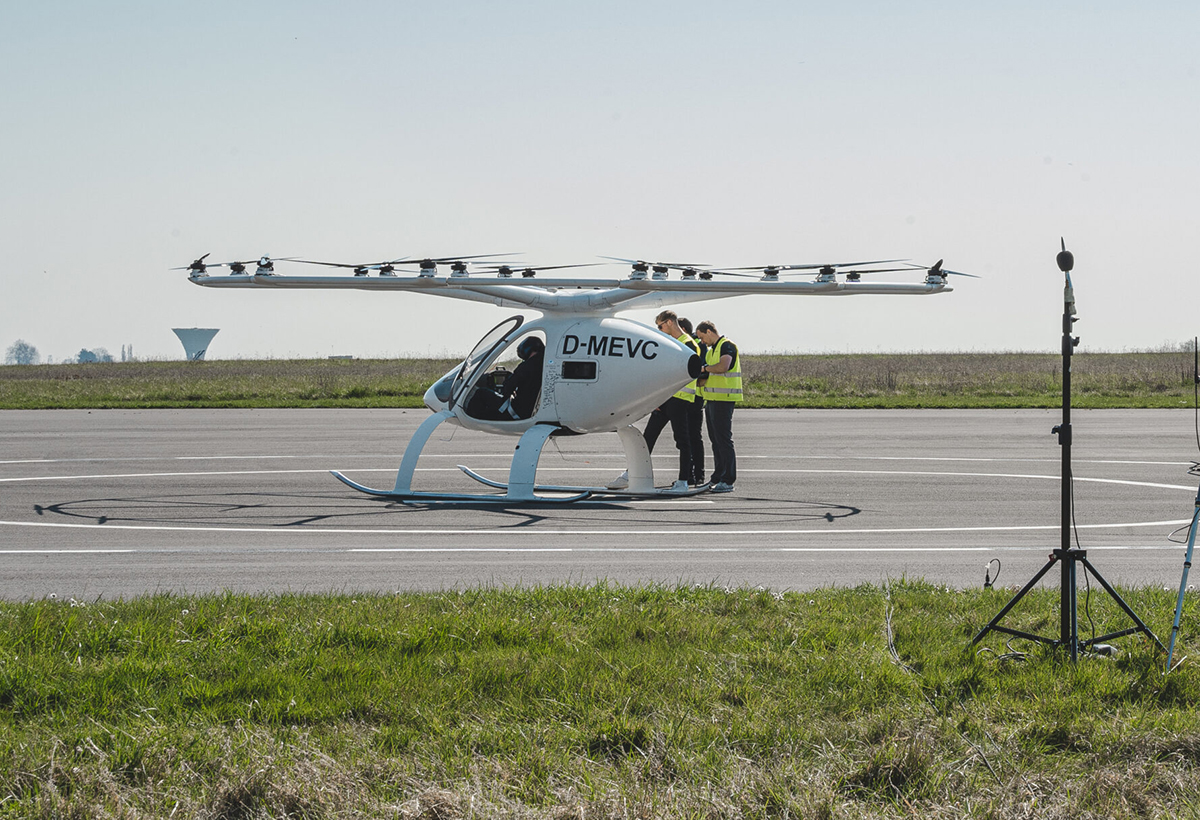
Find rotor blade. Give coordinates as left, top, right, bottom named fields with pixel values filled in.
left=778, top=258, right=908, bottom=271
left=526, top=263, right=601, bottom=272
left=293, top=259, right=399, bottom=269
left=421, top=253, right=519, bottom=263
left=907, top=261, right=980, bottom=279
left=292, top=259, right=352, bottom=267
left=598, top=256, right=706, bottom=269
left=700, top=269, right=761, bottom=279
left=477, top=263, right=602, bottom=273
left=778, top=266, right=916, bottom=277
left=721, top=258, right=901, bottom=272
left=294, top=254, right=512, bottom=268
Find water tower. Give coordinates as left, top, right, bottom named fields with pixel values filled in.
left=172, top=328, right=220, bottom=361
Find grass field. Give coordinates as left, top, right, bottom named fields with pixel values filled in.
left=0, top=351, right=1197, bottom=409
left=2, top=583, right=1198, bottom=819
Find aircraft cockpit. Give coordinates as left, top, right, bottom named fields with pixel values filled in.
left=426, top=315, right=546, bottom=422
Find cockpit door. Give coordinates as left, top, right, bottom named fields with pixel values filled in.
left=447, top=315, right=524, bottom=410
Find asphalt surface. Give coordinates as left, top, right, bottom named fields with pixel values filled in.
left=1, top=408, right=1198, bottom=600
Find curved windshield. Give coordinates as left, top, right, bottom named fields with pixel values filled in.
left=448, top=315, right=524, bottom=409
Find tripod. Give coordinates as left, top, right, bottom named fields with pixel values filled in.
left=972, top=241, right=1164, bottom=660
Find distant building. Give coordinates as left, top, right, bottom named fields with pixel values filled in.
left=173, top=328, right=220, bottom=361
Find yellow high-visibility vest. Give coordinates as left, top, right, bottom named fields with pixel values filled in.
left=699, top=336, right=743, bottom=402
left=672, top=332, right=701, bottom=403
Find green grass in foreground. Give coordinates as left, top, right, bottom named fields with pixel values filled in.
left=3, top=583, right=1200, bottom=818
left=1, top=351, right=1198, bottom=409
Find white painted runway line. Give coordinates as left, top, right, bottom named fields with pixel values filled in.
left=0, top=544, right=1187, bottom=556
left=2, top=453, right=1193, bottom=466
left=0, top=518, right=1189, bottom=538
left=2, top=467, right=1195, bottom=493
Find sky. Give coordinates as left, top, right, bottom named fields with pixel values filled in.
left=3, top=2, right=1198, bottom=362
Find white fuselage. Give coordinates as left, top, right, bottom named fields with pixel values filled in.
left=423, top=314, right=699, bottom=435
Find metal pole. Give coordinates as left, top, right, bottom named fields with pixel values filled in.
left=1056, top=258, right=1080, bottom=661
left=1167, top=492, right=1200, bottom=672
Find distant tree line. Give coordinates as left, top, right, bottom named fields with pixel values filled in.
left=4, top=340, right=39, bottom=365
left=74, top=347, right=114, bottom=363
left=5, top=340, right=118, bottom=365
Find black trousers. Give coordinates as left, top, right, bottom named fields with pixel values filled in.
left=642, top=396, right=693, bottom=481
left=704, top=400, right=736, bottom=485
left=686, top=397, right=705, bottom=484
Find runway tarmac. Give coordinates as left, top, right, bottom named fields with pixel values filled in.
left=1, top=408, right=1198, bottom=600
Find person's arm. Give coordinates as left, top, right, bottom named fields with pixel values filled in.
left=700, top=342, right=735, bottom=375
left=499, top=365, right=526, bottom=398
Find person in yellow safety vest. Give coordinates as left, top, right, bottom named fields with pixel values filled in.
left=677, top=317, right=706, bottom=486
left=607, top=310, right=699, bottom=491
left=695, top=320, right=742, bottom=493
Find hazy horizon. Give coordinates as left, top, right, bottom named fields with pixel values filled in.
left=8, top=339, right=1199, bottom=367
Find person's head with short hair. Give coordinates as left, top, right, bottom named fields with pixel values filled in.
left=696, top=320, right=720, bottom=346
left=654, top=310, right=682, bottom=337
left=678, top=317, right=694, bottom=335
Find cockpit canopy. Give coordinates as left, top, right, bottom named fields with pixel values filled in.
left=447, top=315, right=524, bottom=411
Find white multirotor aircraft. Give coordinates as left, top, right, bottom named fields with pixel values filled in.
left=176, top=252, right=968, bottom=503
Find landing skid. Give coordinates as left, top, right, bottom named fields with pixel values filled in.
left=330, top=470, right=590, bottom=504
left=458, top=466, right=710, bottom=498
left=332, top=412, right=707, bottom=505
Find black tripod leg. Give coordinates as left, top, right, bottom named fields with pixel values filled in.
left=972, top=554, right=1059, bottom=645
left=1078, top=557, right=1166, bottom=654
